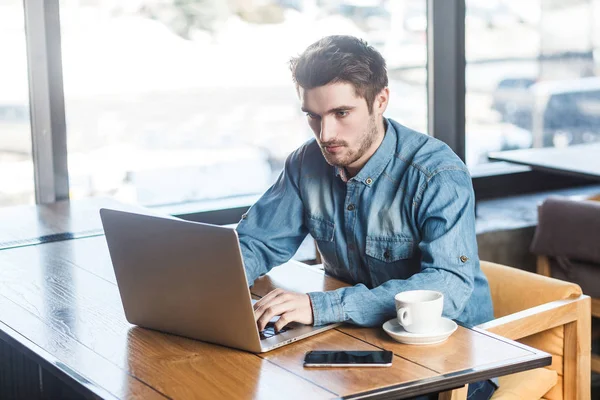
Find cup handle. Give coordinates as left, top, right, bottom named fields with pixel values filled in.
left=398, top=307, right=411, bottom=327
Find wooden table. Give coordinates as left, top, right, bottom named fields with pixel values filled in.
left=0, top=199, right=551, bottom=399
left=488, top=143, right=600, bottom=181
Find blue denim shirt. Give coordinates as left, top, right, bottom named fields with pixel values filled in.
left=237, top=118, right=494, bottom=328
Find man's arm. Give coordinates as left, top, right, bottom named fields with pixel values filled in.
left=236, top=149, right=309, bottom=286
left=308, top=169, right=477, bottom=327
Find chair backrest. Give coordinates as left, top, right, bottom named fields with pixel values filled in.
left=480, top=261, right=585, bottom=400
left=481, top=261, right=581, bottom=319
left=531, top=197, right=600, bottom=267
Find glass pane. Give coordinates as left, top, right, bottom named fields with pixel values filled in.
left=466, top=0, right=600, bottom=168
left=59, top=0, right=426, bottom=207
left=0, top=1, right=34, bottom=206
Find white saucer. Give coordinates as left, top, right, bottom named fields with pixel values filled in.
left=382, top=317, right=457, bottom=345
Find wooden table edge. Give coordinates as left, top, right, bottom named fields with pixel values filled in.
left=0, top=310, right=173, bottom=400
left=341, top=353, right=551, bottom=400
left=1, top=292, right=340, bottom=400
left=0, top=318, right=125, bottom=400
left=333, top=323, right=552, bottom=399
left=465, top=323, right=549, bottom=354
left=487, top=152, right=600, bottom=181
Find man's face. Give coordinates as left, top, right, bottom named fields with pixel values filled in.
left=299, top=82, right=383, bottom=174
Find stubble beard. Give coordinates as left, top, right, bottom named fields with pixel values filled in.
left=320, top=115, right=378, bottom=169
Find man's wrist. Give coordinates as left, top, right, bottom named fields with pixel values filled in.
left=306, top=293, right=315, bottom=325
left=307, top=290, right=345, bottom=326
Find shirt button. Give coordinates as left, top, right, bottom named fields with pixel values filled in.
left=460, top=255, right=469, bottom=263
left=347, top=204, right=355, bottom=211
left=384, top=250, right=390, bottom=259
left=366, top=177, right=373, bottom=185
left=241, top=213, right=248, bottom=220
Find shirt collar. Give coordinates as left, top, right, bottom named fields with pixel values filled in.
left=335, top=118, right=396, bottom=186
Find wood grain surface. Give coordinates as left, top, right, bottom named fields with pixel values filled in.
left=0, top=201, right=552, bottom=399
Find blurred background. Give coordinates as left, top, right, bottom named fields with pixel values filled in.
left=1, top=0, right=600, bottom=207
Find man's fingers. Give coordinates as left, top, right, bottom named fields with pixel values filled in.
left=254, top=291, right=289, bottom=321
left=256, top=301, right=294, bottom=331
left=253, top=288, right=285, bottom=311
left=274, top=311, right=296, bottom=332
left=254, top=291, right=313, bottom=332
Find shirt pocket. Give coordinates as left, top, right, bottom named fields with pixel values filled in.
left=305, top=216, right=338, bottom=269
left=366, top=236, right=414, bottom=262
left=365, top=235, right=418, bottom=286
left=305, top=216, right=334, bottom=242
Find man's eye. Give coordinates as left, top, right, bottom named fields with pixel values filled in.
left=306, top=112, right=318, bottom=119
left=336, top=111, right=349, bottom=117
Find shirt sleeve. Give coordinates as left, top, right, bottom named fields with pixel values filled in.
left=236, top=148, right=309, bottom=286
left=308, top=169, right=477, bottom=326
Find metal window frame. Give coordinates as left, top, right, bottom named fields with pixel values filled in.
left=427, top=0, right=466, bottom=161
left=23, top=0, right=69, bottom=204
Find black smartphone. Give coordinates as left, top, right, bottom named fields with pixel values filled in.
left=303, top=350, right=393, bottom=367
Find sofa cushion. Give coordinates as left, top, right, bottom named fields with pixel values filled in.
left=547, top=256, right=600, bottom=298
left=531, top=197, right=600, bottom=265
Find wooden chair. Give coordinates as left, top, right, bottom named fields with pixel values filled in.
left=474, top=261, right=591, bottom=400
left=538, top=254, right=600, bottom=376
left=447, top=261, right=591, bottom=399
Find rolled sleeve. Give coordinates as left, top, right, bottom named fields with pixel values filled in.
left=415, top=168, right=477, bottom=318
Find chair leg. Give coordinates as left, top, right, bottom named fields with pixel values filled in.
left=438, top=385, right=467, bottom=400
left=564, top=295, right=591, bottom=399
left=592, top=354, right=600, bottom=374
left=536, top=255, right=552, bottom=277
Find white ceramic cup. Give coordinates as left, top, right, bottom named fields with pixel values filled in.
left=394, top=290, right=444, bottom=334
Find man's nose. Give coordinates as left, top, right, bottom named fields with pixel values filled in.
left=319, top=118, right=336, bottom=143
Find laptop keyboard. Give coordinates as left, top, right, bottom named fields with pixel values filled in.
left=259, top=321, right=293, bottom=340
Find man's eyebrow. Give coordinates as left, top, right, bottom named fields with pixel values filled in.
left=301, top=106, right=356, bottom=114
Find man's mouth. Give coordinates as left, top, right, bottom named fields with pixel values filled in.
left=323, top=144, right=344, bottom=154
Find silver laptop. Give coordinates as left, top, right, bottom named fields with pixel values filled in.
left=99, top=208, right=338, bottom=353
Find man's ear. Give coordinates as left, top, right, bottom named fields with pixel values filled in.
left=374, top=87, right=389, bottom=116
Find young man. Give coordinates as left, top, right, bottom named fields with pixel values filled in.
left=236, top=35, right=496, bottom=399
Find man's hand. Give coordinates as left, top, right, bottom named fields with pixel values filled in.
left=254, top=289, right=314, bottom=332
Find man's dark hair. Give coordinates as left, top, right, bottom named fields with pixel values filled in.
left=290, top=35, right=388, bottom=113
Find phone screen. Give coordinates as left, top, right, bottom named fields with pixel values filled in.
left=303, top=350, right=393, bottom=367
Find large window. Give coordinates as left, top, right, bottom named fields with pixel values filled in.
left=0, top=1, right=34, bottom=206
left=15, top=1, right=593, bottom=209
left=58, top=0, right=426, bottom=207
left=466, top=0, right=600, bottom=168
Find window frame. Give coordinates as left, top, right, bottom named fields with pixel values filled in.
left=24, top=0, right=69, bottom=203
